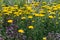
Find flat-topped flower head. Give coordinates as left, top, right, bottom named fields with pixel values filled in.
left=7, top=19, right=13, bottom=23
left=18, top=29, right=24, bottom=33
left=28, top=25, right=34, bottom=29
left=21, top=17, right=26, bottom=19
left=28, top=16, right=33, bottom=19
left=49, top=15, right=56, bottom=19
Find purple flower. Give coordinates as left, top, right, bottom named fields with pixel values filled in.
left=6, top=24, right=18, bottom=39
left=0, top=37, right=4, bottom=40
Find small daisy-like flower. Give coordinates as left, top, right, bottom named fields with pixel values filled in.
left=21, top=17, right=26, bottom=19
left=28, top=16, right=33, bottom=19
left=18, top=29, right=24, bottom=33
left=43, top=37, right=47, bottom=40
left=28, top=26, right=34, bottom=29
left=32, top=20, right=35, bottom=22
left=49, top=15, right=56, bottom=18
left=7, top=19, right=13, bottom=23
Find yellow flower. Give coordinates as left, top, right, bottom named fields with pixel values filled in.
left=40, top=9, right=45, bottom=13
left=4, top=13, right=10, bottom=15
left=26, top=6, right=32, bottom=11
left=8, top=11, right=12, bottom=14
left=48, top=10, right=51, bottom=12
left=42, top=2, right=46, bottom=4
left=56, top=4, right=60, bottom=9
left=30, top=10, right=35, bottom=12
left=0, top=13, right=2, bottom=17
left=43, top=37, right=47, bottom=40
left=2, top=10, right=8, bottom=13
left=14, top=12, right=20, bottom=16
left=28, top=26, right=34, bottom=29
left=41, top=6, right=46, bottom=8
left=25, top=11, right=30, bottom=14
left=7, top=19, right=13, bottom=23
left=10, top=6, right=15, bottom=10
left=49, top=15, right=56, bottom=18
left=2, top=7, right=9, bottom=10
left=13, top=5, right=18, bottom=9
left=53, top=7, right=58, bottom=10
left=18, top=9, right=22, bottom=12
left=52, top=6, right=58, bottom=10
left=50, top=12, right=56, bottom=14
left=34, top=3, right=39, bottom=7
left=28, top=16, right=33, bottom=19
left=56, top=22, right=59, bottom=24
left=21, top=17, right=26, bottom=19
left=34, top=13, right=39, bottom=17
left=18, top=29, right=24, bottom=33
left=47, top=6, right=51, bottom=10
left=32, top=20, right=35, bottom=22
left=39, top=14, right=45, bottom=17
left=58, top=17, right=60, bottom=19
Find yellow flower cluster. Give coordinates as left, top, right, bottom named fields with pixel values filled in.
left=0, top=3, right=60, bottom=19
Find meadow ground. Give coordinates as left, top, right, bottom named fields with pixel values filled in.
left=0, top=0, right=60, bottom=40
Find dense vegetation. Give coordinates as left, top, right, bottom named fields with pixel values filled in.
left=0, top=0, right=60, bottom=40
